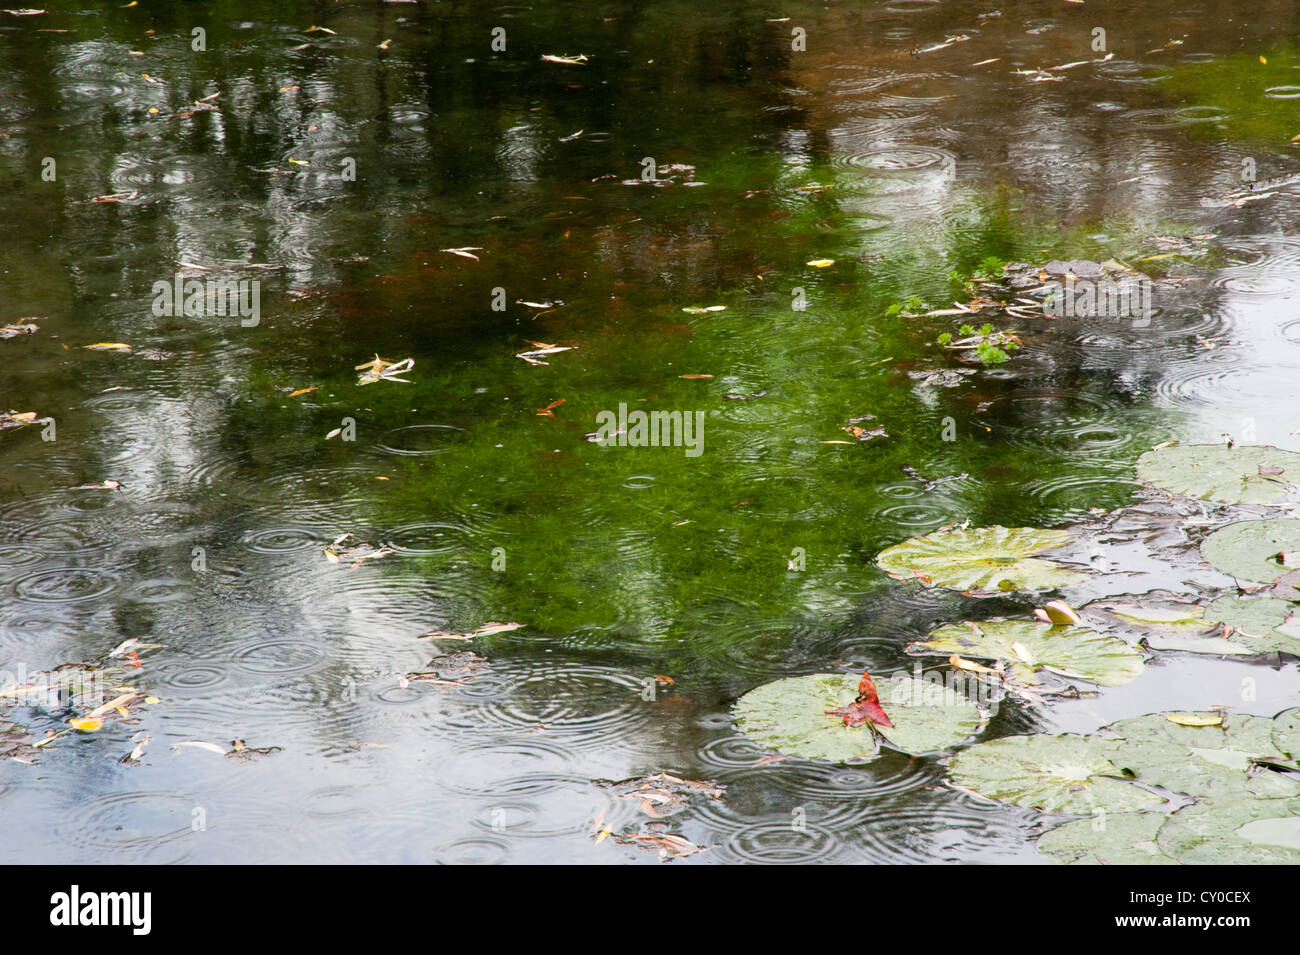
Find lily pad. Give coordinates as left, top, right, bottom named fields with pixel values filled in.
left=1102, top=603, right=1206, bottom=628
left=1273, top=707, right=1300, bottom=760
left=876, top=525, right=1085, bottom=594
left=1201, top=595, right=1300, bottom=655
left=1200, top=518, right=1300, bottom=584
left=733, top=672, right=986, bottom=763
left=947, top=734, right=1166, bottom=814
left=1156, top=797, right=1300, bottom=864
left=911, top=620, right=1144, bottom=686
left=1104, top=712, right=1300, bottom=800
left=1037, top=811, right=1178, bottom=865
left=1136, top=443, right=1300, bottom=504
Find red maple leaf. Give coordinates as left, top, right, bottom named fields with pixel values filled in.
left=826, top=669, right=894, bottom=728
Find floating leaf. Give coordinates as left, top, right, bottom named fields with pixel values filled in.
left=172, top=740, right=228, bottom=755
left=1201, top=519, right=1300, bottom=584
left=84, top=342, right=133, bottom=352
left=1102, top=602, right=1206, bottom=628
left=1136, top=443, right=1300, bottom=504
left=1104, top=713, right=1300, bottom=800
left=1157, top=797, right=1300, bottom=864
left=355, top=354, right=414, bottom=385
left=947, top=734, right=1166, bottom=813
left=1201, top=595, right=1300, bottom=655
left=226, top=738, right=282, bottom=762
left=825, top=668, right=894, bottom=728
left=1164, top=712, right=1224, bottom=727
left=911, top=620, right=1144, bottom=686
left=1273, top=707, right=1300, bottom=758
left=806, top=259, right=835, bottom=268
left=416, top=621, right=524, bottom=641
left=733, top=672, right=986, bottom=763
left=877, top=525, right=1085, bottom=594
left=68, top=717, right=104, bottom=732
left=1038, top=811, right=1177, bottom=865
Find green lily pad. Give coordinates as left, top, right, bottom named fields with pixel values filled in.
left=1200, top=518, right=1300, bottom=584
left=947, top=734, right=1167, bottom=814
left=1157, top=797, right=1300, bottom=864
left=1104, top=604, right=1206, bottom=628
left=733, top=672, right=986, bottom=763
left=1273, top=707, right=1300, bottom=760
left=1201, top=595, right=1300, bottom=655
left=1037, top=811, right=1178, bottom=865
left=1105, top=713, right=1300, bottom=800
left=911, top=620, right=1144, bottom=686
left=876, top=525, right=1085, bottom=594
left=1136, top=443, right=1300, bottom=504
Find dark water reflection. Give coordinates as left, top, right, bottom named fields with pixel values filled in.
left=2, top=0, right=1300, bottom=862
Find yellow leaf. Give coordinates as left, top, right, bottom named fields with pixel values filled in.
left=116, top=706, right=130, bottom=718
left=1164, top=712, right=1223, bottom=727
left=84, top=342, right=133, bottom=351
left=145, top=696, right=160, bottom=704
left=288, top=386, right=317, bottom=397
left=1260, top=55, right=1268, bottom=64
left=807, top=259, right=835, bottom=268
left=287, top=157, right=309, bottom=166
left=949, top=654, right=996, bottom=674
left=69, top=717, right=104, bottom=732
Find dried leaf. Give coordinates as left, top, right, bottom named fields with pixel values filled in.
left=1164, top=712, right=1224, bottom=727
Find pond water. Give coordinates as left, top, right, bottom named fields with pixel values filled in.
left=1, top=0, right=1298, bottom=863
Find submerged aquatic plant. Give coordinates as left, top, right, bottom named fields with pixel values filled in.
left=937, top=321, right=1021, bottom=364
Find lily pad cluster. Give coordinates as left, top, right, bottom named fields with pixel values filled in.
left=731, top=442, right=1300, bottom=864
left=946, top=708, right=1300, bottom=864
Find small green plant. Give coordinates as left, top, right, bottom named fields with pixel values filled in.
left=937, top=320, right=1020, bottom=364
left=949, top=257, right=1006, bottom=296
left=885, top=295, right=930, bottom=317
